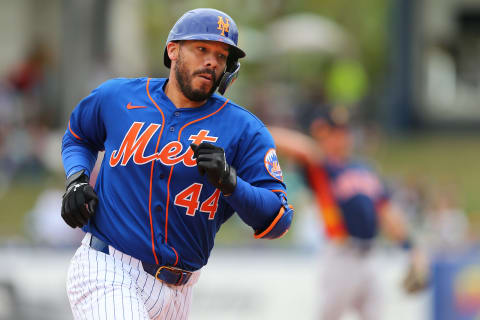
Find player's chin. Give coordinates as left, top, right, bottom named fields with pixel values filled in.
left=193, top=77, right=214, bottom=91
left=186, top=86, right=214, bottom=102
left=192, top=82, right=214, bottom=97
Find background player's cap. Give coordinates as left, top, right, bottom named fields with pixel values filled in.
left=316, top=106, right=351, bottom=128
left=300, top=105, right=351, bottom=132
left=164, top=8, right=246, bottom=68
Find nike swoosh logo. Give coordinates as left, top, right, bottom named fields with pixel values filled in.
left=126, top=102, right=148, bottom=110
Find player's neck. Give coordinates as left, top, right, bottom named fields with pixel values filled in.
left=164, top=78, right=206, bottom=109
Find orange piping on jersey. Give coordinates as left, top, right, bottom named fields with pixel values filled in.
left=277, top=229, right=289, bottom=239
left=171, top=246, right=179, bottom=267
left=271, top=189, right=292, bottom=235
left=270, top=189, right=287, bottom=198
left=146, top=78, right=166, bottom=265
left=254, top=205, right=286, bottom=239
left=164, top=99, right=229, bottom=244
left=148, top=162, right=159, bottom=265
left=165, top=166, right=176, bottom=243
left=307, top=164, right=347, bottom=239
left=68, top=121, right=82, bottom=140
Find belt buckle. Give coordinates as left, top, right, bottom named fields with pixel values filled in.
left=154, top=266, right=191, bottom=286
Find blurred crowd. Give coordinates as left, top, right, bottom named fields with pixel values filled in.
left=0, top=42, right=61, bottom=191
left=0, top=41, right=85, bottom=246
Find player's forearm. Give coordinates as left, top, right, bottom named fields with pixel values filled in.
left=268, top=126, right=321, bottom=165
left=223, top=177, right=283, bottom=229
left=62, top=134, right=98, bottom=178
left=379, top=201, right=409, bottom=243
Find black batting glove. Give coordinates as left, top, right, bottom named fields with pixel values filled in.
left=190, top=142, right=237, bottom=195
left=61, top=170, right=98, bottom=228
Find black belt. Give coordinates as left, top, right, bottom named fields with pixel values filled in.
left=89, top=235, right=192, bottom=286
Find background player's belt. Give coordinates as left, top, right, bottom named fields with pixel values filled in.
left=89, top=235, right=192, bottom=286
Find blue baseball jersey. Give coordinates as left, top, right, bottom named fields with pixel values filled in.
left=307, top=160, right=389, bottom=240
left=62, top=77, right=288, bottom=271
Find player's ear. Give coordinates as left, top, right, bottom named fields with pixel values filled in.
left=167, top=41, right=180, bottom=63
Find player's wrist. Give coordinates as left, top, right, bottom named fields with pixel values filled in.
left=219, top=164, right=237, bottom=196
left=66, top=169, right=89, bottom=190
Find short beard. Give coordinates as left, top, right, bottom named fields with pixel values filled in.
left=174, top=49, right=220, bottom=102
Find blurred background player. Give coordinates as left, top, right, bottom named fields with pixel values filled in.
left=270, top=106, right=428, bottom=320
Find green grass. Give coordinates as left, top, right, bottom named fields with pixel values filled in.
left=0, top=182, right=44, bottom=236
left=0, top=172, right=64, bottom=237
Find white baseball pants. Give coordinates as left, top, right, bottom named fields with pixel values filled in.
left=66, top=233, right=200, bottom=320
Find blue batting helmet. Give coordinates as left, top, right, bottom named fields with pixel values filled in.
left=164, top=8, right=246, bottom=94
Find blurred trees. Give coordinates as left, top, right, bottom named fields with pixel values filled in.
left=141, top=0, right=389, bottom=86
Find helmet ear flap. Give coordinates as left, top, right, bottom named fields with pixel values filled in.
left=217, top=61, right=240, bottom=95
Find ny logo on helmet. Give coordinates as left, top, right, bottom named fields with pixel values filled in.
left=217, top=16, right=229, bottom=36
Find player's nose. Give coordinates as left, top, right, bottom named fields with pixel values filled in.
left=203, top=53, right=220, bottom=69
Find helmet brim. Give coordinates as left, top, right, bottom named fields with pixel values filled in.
left=163, top=37, right=246, bottom=68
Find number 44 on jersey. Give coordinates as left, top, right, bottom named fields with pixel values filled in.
left=175, top=183, right=221, bottom=219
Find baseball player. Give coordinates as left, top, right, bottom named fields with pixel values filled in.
left=61, top=8, right=293, bottom=320
left=270, top=107, right=427, bottom=320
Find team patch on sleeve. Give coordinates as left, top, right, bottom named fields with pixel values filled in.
left=264, top=148, right=283, bottom=181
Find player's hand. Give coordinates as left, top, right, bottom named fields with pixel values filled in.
left=61, top=170, right=98, bottom=228
left=190, top=142, right=237, bottom=195
left=402, top=249, right=430, bottom=294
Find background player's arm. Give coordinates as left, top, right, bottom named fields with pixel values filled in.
left=378, top=201, right=429, bottom=293
left=268, top=126, right=322, bottom=166
left=378, top=201, right=409, bottom=243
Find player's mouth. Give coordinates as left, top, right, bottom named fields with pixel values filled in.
left=193, top=69, right=216, bottom=85
left=196, top=73, right=213, bottom=82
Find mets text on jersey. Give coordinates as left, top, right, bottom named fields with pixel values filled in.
left=109, top=122, right=218, bottom=167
